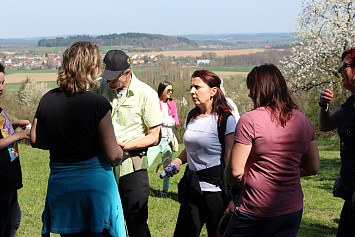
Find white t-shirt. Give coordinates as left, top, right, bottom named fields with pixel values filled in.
left=226, top=97, right=240, bottom=122
left=160, top=102, right=175, bottom=141
left=183, top=112, right=236, bottom=191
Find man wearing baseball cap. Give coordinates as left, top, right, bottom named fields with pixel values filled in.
left=92, top=50, right=161, bottom=237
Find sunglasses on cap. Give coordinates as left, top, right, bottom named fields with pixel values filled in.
left=339, top=61, right=355, bottom=72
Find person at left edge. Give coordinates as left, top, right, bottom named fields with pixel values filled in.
left=0, top=63, right=30, bottom=237
left=92, top=50, right=162, bottom=237
left=30, top=42, right=126, bottom=237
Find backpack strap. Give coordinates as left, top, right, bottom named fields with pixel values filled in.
left=185, top=109, right=233, bottom=200
left=186, top=109, right=194, bottom=126
left=218, top=110, right=232, bottom=160
left=186, top=108, right=231, bottom=158
left=217, top=110, right=232, bottom=200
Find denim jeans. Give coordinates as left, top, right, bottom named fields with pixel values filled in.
left=224, top=209, right=302, bottom=237
left=147, top=139, right=172, bottom=192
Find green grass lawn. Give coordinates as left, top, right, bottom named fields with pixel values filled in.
left=193, top=66, right=253, bottom=72
left=4, top=81, right=57, bottom=95
left=16, top=138, right=342, bottom=236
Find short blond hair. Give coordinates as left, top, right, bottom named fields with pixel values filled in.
left=57, top=41, right=102, bottom=95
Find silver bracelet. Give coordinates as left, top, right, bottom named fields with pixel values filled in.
left=319, top=101, right=329, bottom=112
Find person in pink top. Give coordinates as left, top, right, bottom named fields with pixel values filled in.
left=224, top=64, right=320, bottom=237
left=147, top=81, right=179, bottom=195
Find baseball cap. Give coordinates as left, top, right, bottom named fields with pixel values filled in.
left=102, top=50, right=131, bottom=81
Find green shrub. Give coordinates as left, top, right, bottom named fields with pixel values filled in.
left=1, top=79, right=50, bottom=122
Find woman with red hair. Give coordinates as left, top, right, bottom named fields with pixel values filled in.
left=168, top=70, right=236, bottom=237
left=319, top=48, right=355, bottom=236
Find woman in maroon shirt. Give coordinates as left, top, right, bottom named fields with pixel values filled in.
left=224, top=64, right=320, bottom=237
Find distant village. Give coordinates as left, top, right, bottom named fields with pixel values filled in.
left=0, top=52, right=62, bottom=70
left=0, top=51, right=210, bottom=70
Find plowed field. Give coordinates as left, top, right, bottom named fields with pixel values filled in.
left=130, top=48, right=282, bottom=57
left=6, top=73, right=57, bottom=83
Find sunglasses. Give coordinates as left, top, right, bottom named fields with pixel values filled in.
left=167, top=89, right=174, bottom=93
left=339, top=61, right=355, bottom=72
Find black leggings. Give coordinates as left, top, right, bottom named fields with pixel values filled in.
left=0, top=191, right=21, bottom=237
left=174, top=191, right=228, bottom=237
left=337, top=198, right=355, bottom=237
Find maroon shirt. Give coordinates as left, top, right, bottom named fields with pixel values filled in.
left=235, top=107, right=316, bottom=217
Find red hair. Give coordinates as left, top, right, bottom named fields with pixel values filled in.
left=190, top=70, right=230, bottom=118
left=341, top=48, right=355, bottom=63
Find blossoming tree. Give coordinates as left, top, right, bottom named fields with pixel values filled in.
left=281, top=0, right=355, bottom=91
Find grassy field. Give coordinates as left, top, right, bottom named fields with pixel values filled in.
left=195, top=66, right=253, bottom=72
left=123, top=49, right=280, bottom=57
left=4, top=81, right=57, bottom=95
left=0, top=47, right=282, bottom=57
left=3, top=70, right=247, bottom=94
left=15, top=138, right=342, bottom=236
left=5, top=69, right=57, bottom=75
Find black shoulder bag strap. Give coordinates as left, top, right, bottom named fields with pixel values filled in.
left=186, top=109, right=194, bottom=126
left=218, top=110, right=232, bottom=199
left=187, top=108, right=231, bottom=170
left=218, top=110, right=231, bottom=159
left=185, top=109, right=232, bottom=198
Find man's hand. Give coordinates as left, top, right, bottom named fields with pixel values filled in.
left=117, top=141, right=128, bottom=150
left=20, top=129, right=31, bottom=140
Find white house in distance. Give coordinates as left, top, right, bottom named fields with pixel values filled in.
left=196, top=59, right=210, bottom=65
left=131, top=54, right=139, bottom=59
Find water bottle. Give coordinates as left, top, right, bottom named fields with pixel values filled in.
left=160, top=164, right=177, bottom=179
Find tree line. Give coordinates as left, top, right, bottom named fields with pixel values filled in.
left=37, top=33, right=198, bottom=49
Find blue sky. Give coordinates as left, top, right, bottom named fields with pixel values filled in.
left=2, top=0, right=303, bottom=39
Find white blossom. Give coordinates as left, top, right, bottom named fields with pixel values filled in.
left=19, top=79, right=50, bottom=110
left=280, top=0, right=355, bottom=91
